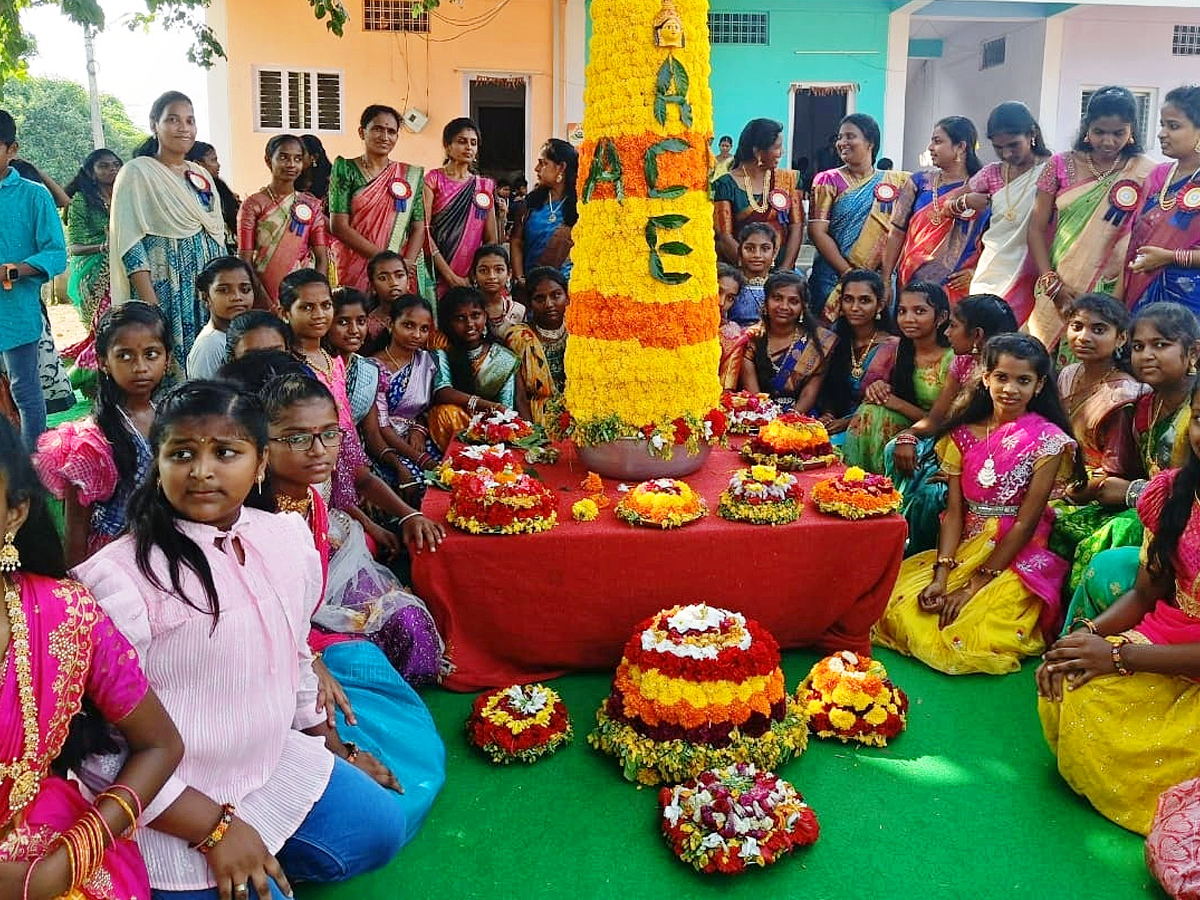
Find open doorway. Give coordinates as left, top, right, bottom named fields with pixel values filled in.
left=789, top=84, right=855, bottom=192
left=467, top=76, right=527, bottom=184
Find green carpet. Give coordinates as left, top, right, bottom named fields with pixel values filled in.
left=302, top=649, right=1168, bottom=900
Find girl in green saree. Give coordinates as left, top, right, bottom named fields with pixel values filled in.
left=428, top=286, right=529, bottom=451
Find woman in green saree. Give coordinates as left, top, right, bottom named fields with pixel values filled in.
left=63, top=149, right=121, bottom=361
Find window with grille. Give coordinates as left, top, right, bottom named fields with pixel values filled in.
left=255, top=68, right=343, bottom=133
left=364, top=0, right=430, bottom=33
left=981, top=37, right=1006, bottom=70
left=707, top=12, right=768, bottom=45
left=1173, top=25, right=1200, bottom=56
left=1080, top=87, right=1155, bottom=149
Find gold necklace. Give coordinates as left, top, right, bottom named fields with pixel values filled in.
left=737, top=166, right=770, bottom=214
left=1001, top=162, right=1036, bottom=222
left=928, top=171, right=945, bottom=225
left=1085, top=152, right=1122, bottom=182
left=275, top=492, right=313, bottom=518
left=841, top=165, right=875, bottom=192
left=384, top=344, right=412, bottom=372
left=534, top=323, right=567, bottom=343
left=850, top=330, right=880, bottom=380
left=302, top=348, right=335, bottom=379
left=1158, top=161, right=1200, bottom=212
left=1, top=576, right=42, bottom=815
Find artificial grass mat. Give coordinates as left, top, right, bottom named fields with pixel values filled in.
left=301, top=647, right=1167, bottom=900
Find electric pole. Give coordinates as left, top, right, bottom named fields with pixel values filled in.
left=84, top=25, right=105, bottom=150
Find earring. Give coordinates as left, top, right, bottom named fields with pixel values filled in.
left=972, top=343, right=980, bottom=356
left=875, top=309, right=882, bottom=320
left=256, top=473, right=264, bottom=496
left=556, top=174, right=563, bottom=184
left=1189, top=362, right=1198, bottom=376
left=0, top=532, right=19, bottom=573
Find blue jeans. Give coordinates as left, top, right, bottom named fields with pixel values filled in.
left=1, top=340, right=45, bottom=449
left=152, top=757, right=407, bottom=900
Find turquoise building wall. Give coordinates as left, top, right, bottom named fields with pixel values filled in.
left=584, top=0, right=895, bottom=154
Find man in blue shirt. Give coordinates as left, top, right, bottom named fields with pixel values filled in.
left=0, top=109, right=67, bottom=448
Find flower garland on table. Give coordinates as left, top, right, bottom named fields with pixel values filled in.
left=466, top=683, right=573, bottom=763
left=562, top=0, right=725, bottom=459
left=717, top=465, right=803, bottom=525
left=799, top=651, right=908, bottom=747
left=590, top=604, right=809, bottom=785
left=720, top=390, right=781, bottom=435
left=435, top=443, right=526, bottom=487
left=740, top=413, right=836, bottom=470
left=446, top=467, right=558, bottom=535
left=660, top=763, right=820, bottom=874
left=461, top=409, right=537, bottom=445
left=615, top=478, right=707, bottom=528
left=811, top=466, right=903, bottom=520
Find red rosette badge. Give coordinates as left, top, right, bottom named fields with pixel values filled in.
left=389, top=179, right=412, bottom=212
left=473, top=189, right=493, bottom=220
left=768, top=189, right=789, bottom=212
left=466, top=683, right=572, bottom=764
left=185, top=169, right=214, bottom=207
left=1179, top=185, right=1200, bottom=214
left=1105, top=179, right=1141, bottom=226
left=873, top=180, right=899, bottom=213
left=290, top=200, right=315, bottom=235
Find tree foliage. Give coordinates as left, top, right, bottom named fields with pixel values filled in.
left=0, top=76, right=148, bottom=182
left=1, top=0, right=351, bottom=83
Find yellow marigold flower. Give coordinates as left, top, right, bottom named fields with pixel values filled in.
left=843, top=466, right=867, bottom=482
left=750, top=464, right=778, bottom=482
left=863, top=705, right=889, bottom=726
left=572, top=498, right=600, bottom=521
left=828, top=708, right=857, bottom=731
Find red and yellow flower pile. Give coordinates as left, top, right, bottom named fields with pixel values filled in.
left=717, top=465, right=804, bottom=525
left=720, top=391, right=781, bottom=435
left=615, top=478, right=707, bottom=529
left=660, top=763, right=819, bottom=874
left=466, top=683, right=573, bottom=764
left=811, top=466, right=903, bottom=520
left=563, top=0, right=723, bottom=452
left=436, top=443, right=526, bottom=487
left=589, top=604, right=808, bottom=785
left=741, top=413, right=835, bottom=470
left=799, top=651, right=908, bottom=747
left=446, top=467, right=558, bottom=535
left=461, top=409, right=535, bottom=445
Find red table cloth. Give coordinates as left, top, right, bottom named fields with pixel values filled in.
left=414, top=442, right=908, bottom=691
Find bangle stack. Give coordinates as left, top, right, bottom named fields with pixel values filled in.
left=1107, top=635, right=1133, bottom=676
left=467, top=395, right=480, bottom=414
left=933, top=556, right=958, bottom=572
left=1175, top=248, right=1197, bottom=268
left=977, top=566, right=1004, bottom=580
left=1125, top=478, right=1149, bottom=509
left=97, top=783, right=143, bottom=837
left=1069, top=616, right=1098, bottom=635
left=416, top=452, right=436, bottom=469
left=57, top=809, right=112, bottom=892
left=191, top=803, right=235, bottom=854
left=1036, top=271, right=1064, bottom=299
left=895, top=432, right=919, bottom=447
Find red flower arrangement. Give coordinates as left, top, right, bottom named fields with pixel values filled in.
left=660, top=763, right=819, bottom=874
left=720, top=391, right=781, bottom=435
left=811, top=467, right=903, bottom=519
left=461, top=409, right=536, bottom=445
left=446, top=468, right=558, bottom=535
left=799, top=651, right=908, bottom=747
left=436, top=443, right=526, bottom=486
left=466, top=683, right=573, bottom=764
left=741, top=413, right=835, bottom=470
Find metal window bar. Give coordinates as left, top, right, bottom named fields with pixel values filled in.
left=1173, top=25, right=1200, bottom=56
left=707, top=12, right=768, bottom=45
left=364, top=0, right=430, bottom=33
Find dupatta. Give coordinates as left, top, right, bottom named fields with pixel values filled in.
left=1059, top=365, right=1147, bottom=472
left=330, top=160, right=423, bottom=291
left=1126, top=163, right=1200, bottom=314
left=0, top=574, right=150, bottom=900
left=108, top=157, right=226, bottom=303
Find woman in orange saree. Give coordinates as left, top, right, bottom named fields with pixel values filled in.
left=329, top=105, right=431, bottom=298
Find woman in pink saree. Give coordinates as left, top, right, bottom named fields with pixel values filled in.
left=329, top=105, right=431, bottom=298
left=424, top=118, right=498, bottom=297
left=0, top=418, right=181, bottom=900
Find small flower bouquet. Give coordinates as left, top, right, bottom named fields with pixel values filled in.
left=615, top=478, right=707, bottom=529
left=717, top=465, right=804, bottom=525
left=446, top=467, right=558, bottom=535
left=659, top=763, right=819, bottom=874
left=460, top=408, right=542, bottom=447
left=466, top=683, right=573, bottom=764
left=720, top=391, right=781, bottom=435
left=433, top=443, right=526, bottom=488
left=740, top=413, right=836, bottom=470
left=799, top=651, right=908, bottom=747
left=810, top=466, right=902, bottom=520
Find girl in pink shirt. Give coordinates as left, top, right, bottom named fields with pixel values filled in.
left=74, top=380, right=407, bottom=900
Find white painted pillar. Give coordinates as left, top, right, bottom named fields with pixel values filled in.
left=203, top=0, right=234, bottom=187
left=1039, top=13, right=1066, bottom=149
left=882, top=7, right=914, bottom=164
left=564, top=0, right=586, bottom=130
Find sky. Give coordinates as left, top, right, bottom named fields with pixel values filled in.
left=20, top=0, right=211, bottom=131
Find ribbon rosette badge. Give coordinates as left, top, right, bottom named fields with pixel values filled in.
left=1180, top=185, right=1200, bottom=214
left=873, top=182, right=899, bottom=204
left=473, top=190, right=493, bottom=220
left=1105, top=179, right=1141, bottom=226
left=185, top=169, right=214, bottom=206
left=389, top=180, right=412, bottom=212
left=769, top=189, right=789, bottom=212
left=290, top=201, right=315, bottom=235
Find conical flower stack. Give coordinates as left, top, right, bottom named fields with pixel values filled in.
left=564, top=0, right=722, bottom=441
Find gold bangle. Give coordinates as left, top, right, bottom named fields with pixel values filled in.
left=977, top=566, right=1003, bottom=579
left=98, top=791, right=138, bottom=837
left=934, top=556, right=958, bottom=570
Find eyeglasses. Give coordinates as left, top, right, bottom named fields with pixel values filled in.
left=269, top=428, right=344, bottom=452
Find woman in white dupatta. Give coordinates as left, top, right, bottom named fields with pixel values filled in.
left=109, top=91, right=226, bottom=375
left=962, top=102, right=1052, bottom=327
